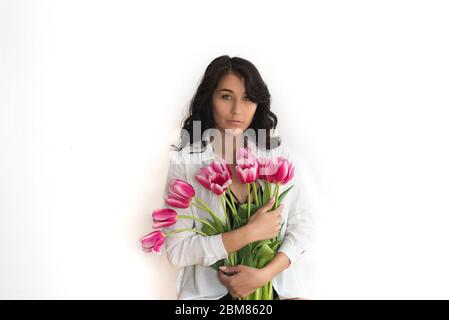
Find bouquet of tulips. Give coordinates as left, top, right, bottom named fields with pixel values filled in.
left=140, top=147, right=295, bottom=300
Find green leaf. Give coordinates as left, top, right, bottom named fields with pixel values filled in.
left=237, top=203, right=258, bottom=223
left=201, top=218, right=220, bottom=236
left=238, top=244, right=251, bottom=259
left=268, top=239, right=282, bottom=252
left=252, top=239, right=271, bottom=250
left=271, top=242, right=281, bottom=252
left=256, top=243, right=275, bottom=258
left=277, top=184, right=295, bottom=204
left=208, top=214, right=226, bottom=233
left=245, top=252, right=257, bottom=267
left=254, top=243, right=275, bottom=268
left=209, top=258, right=226, bottom=271
left=231, top=212, right=245, bottom=229
left=262, top=181, right=271, bottom=205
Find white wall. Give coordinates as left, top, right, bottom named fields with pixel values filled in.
left=1, top=0, right=449, bottom=299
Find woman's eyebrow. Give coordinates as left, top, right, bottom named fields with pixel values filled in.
left=218, top=88, right=246, bottom=94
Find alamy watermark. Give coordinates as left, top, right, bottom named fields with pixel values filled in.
left=174, top=121, right=280, bottom=167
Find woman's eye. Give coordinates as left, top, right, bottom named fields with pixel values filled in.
left=221, top=94, right=250, bottom=101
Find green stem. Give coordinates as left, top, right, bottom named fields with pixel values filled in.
left=220, top=195, right=231, bottom=231
left=165, top=228, right=208, bottom=237
left=225, top=251, right=235, bottom=266
left=226, top=189, right=237, bottom=213
left=190, top=200, right=208, bottom=211
left=194, top=196, right=215, bottom=213
left=224, top=190, right=241, bottom=226
left=252, top=182, right=260, bottom=207
left=246, top=183, right=253, bottom=256
left=225, top=198, right=241, bottom=226
left=192, top=197, right=225, bottom=228
left=268, top=183, right=272, bottom=204
left=177, top=215, right=217, bottom=232
left=271, top=183, right=280, bottom=211
left=274, top=183, right=280, bottom=208
left=247, top=184, right=251, bottom=221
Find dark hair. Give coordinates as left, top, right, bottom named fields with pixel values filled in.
left=171, top=55, right=281, bottom=152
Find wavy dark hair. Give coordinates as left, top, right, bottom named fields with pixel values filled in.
left=171, top=55, right=281, bottom=152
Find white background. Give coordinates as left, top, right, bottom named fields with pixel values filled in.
left=1, top=0, right=449, bottom=299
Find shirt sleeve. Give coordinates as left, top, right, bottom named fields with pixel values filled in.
left=277, top=144, right=315, bottom=266
left=160, top=149, right=229, bottom=268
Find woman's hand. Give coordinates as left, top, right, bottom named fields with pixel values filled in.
left=246, top=197, right=284, bottom=242
left=217, top=264, right=270, bottom=299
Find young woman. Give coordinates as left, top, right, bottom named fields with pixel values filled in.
left=161, top=55, right=314, bottom=300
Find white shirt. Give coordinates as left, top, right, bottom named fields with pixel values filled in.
left=160, top=137, right=315, bottom=300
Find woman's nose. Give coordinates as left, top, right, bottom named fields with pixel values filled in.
left=231, top=101, right=243, bottom=115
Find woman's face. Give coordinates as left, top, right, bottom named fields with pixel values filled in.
left=212, top=72, right=257, bottom=137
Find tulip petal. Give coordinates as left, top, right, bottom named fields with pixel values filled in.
left=211, top=184, right=224, bottom=195
left=140, top=230, right=165, bottom=254
left=169, top=179, right=195, bottom=198
left=152, top=208, right=177, bottom=221
left=275, top=161, right=288, bottom=182
left=166, top=195, right=190, bottom=208
left=153, top=219, right=177, bottom=229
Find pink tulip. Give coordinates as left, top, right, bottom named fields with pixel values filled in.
left=257, top=157, right=274, bottom=180
left=152, top=208, right=178, bottom=229
left=166, top=194, right=191, bottom=208
left=140, top=230, right=165, bottom=254
left=169, top=179, right=195, bottom=198
left=195, top=159, right=233, bottom=195
left=165, top=179, right=195, bottom=208
left=236, top=147, right=259, bottom=184
left=258, top=157, right=295, bottom=185
left=236, top=147, right=258, bottom=164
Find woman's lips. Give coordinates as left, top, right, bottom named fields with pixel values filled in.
left=228, top=120, right=243, bottom=125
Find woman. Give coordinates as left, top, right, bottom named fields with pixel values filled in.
left=161, top=55, right=314, bottom=300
